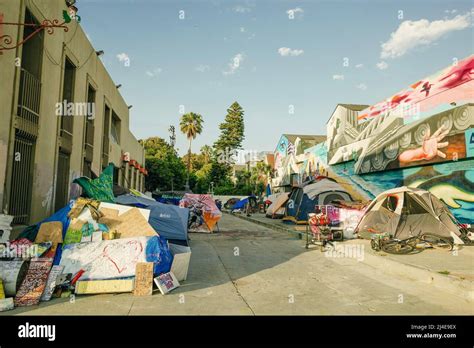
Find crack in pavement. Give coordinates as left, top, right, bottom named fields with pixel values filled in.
left=208, top=240, right=256, bottom=315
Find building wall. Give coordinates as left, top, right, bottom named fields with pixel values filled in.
left=321, top=56, right=474, bottom=223
left=0, top=0, right=146, bottom=224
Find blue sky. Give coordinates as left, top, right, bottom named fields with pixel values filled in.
left=78, top=0, right=473, bottom=156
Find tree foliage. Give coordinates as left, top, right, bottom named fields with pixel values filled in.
left=180, top=112, right=204, bottom=185
left=214, top=102, right=245, bottom=152
left=140, top=137, right=187, bottom=192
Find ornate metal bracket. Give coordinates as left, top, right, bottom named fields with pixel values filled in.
left=0, top=14, right=69, bottom=54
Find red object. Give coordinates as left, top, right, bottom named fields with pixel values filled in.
left=70, top=269, right=85, bottom=285
left=134, top=162, right=140, bottom=169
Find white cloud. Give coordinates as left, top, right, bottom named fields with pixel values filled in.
left=376, top=61, right=388, bottom=70
left=116, top=53, right=129, bottom=62
left=223, top=53, right=244, bottom=76
left=146, top=68, right=162, bottom=77
left=233, top=5, right=251, bottom=13
left=380, top=11, right=472, bottom=59
left=287, top=7, right=304, bottom=18
left=355, top=63, right=363, bottom=68
left=445, top=9, right=457, bottom=14
left=195, top=64, right=210, bottom=73
left=240, top=27, right=246, bottom=32
left=356, top=83, right=367, bottom=90
left=332, top=74, right=344, bottom=80
left=278, top=47, right=304, bottom=57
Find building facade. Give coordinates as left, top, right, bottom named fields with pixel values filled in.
left=318, top=56, right=474, bottom=223
left=272, top=134, right=326, bottom=189
left=0, top=0, right=146, bottom=225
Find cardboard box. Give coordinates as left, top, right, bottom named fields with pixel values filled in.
left=169, top=243, right=191, bottom=282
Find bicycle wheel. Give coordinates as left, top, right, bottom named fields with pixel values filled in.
left=371, top=239, right=380, bottom=251
left=421, top=234, right=453, bottom=251
left=382, top=240, right=414, bottom=254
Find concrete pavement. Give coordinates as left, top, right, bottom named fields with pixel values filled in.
left=2, top=213, right=473, bottom=315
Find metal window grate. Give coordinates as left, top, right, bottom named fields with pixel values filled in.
left=17, top=68, right=41, bottom=125
left=9, top=134, right=35, bottom=224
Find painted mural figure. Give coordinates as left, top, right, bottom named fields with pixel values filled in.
left=399, top=125, right=450, bottom=163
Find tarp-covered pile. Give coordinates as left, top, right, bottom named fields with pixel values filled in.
left=0, top=165, right=188, bottom=311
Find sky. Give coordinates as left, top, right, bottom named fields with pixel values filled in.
left=77, top=0, right=474, bottom=157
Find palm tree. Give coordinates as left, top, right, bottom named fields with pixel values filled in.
left=180, top=112, right=204, bottom=190
left=200, top=145, right=213, bottom=165
left=251, top=162, right=273, bottom=193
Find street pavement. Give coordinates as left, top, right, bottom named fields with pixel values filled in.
left=3, top=214, right=473, bottom=315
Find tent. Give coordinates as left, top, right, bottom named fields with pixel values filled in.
left=231, top=196, right=257, bottom=212
left=224, top=198, right=240, bottom=210
left=231, top=198, right=248, bottom=211
left=115, top=194, right=189, bottom=243
left=266, top=192, right=290, bottom=219
left=355, top=186, right=463, bottom=242
left=265, top=184, right=272, bottom=197
left=283, top=178, right=352, bottom=224
left=179, top=194, right=222, bottom=233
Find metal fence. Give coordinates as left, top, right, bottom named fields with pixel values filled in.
left=17, top=68, right=41, bottom=125
left=9, top=68, right=41, bottom=224
left=9, top=135, right=35, bottom=224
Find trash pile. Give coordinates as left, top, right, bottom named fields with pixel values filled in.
left=0, top=165, right=191, bottom=312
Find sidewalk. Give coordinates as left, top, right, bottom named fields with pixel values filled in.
left=230, top=212, right=474, bottom=301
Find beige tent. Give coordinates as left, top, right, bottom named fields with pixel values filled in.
left=266, top=192, right=290, bottom=219
left=356, top=187, right=463, bottom=243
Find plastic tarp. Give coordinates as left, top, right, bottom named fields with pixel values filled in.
left=19, top=201, right=73, bottom=242
left=232, top=198, right=248, bottom=211
left=73, top=164, right=115, bottom=203
left=115, top=194, right=189, bottom=242
left=60, top=235, right=173, bottom=280
left=115, top=194, right=160, bottom=209
left=148, top=204, right=189, bottom=241
left=180, top=194, right=222, bottom=232
left=266, top=192, right=290, bottom=218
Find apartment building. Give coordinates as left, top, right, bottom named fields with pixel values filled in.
left=0, top=0, right=146, bottom=225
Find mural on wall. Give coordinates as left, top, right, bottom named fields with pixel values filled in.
left=326, top=56, right=474, bottom=175
left=358, top=56, right=474, bottom=122
left=330, top=158, right=474, bottom=224
left=272, top=135, right=326, bottom=187
left=271, top=58, right=473, bottom=220
left=297, top=139, right=474, bottom=223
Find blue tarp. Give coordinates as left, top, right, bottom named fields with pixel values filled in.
left=266, top=184, right=272, bottom=197
left=231, top=198, right=248, bottom=210
left=145, top=235, right=174, bottom=275
left=19, top=200, right=74, bottom=265
left=115, top=194, right=189, bottom=242
left=19, top=200, right=73, bottom=242
left=114, top=194, right=157, bottom=208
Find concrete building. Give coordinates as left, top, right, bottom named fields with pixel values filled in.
left=0, top=0, right=146, bottom=225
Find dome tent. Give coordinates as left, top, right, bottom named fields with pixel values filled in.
left=283, top=177, right=352, bottom=224
left=356, top=186, right=463, bottom=243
